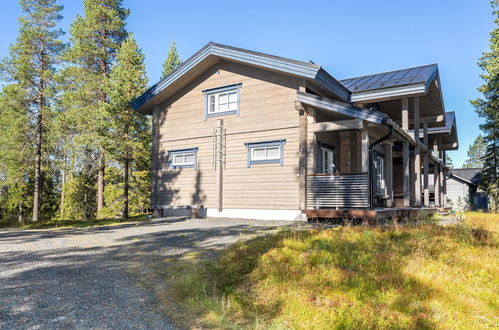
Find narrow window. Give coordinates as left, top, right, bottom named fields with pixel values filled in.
left=321, top=146, right=335, bottom=174
left=374, top=152, right=385, bottom=195
left=169, top=148, right=198, bottom=170
left=204, top=84, right=241, bottom=118
left=245, top=140, right=286, bottom=167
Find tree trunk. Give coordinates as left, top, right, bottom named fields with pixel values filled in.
left=97, top=150, right=105, bottom=212
left=32, top=112, right=42, bottom=222
left=124, top=150, right=129, bottom=219
left=60, top=157, right=66, bottom=218
left=18, top=200, right=24, bottom=224
left=97, top=36, right=108, bottom=215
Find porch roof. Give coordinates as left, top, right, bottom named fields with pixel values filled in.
left=340, top=64, right=437, bottom=95
left=297, top=91, right=447, bottom=168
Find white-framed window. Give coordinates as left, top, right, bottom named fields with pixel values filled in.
left=204, top=84, right=241, bottom=118
left=168, top=148, right=198, bottom=170
left=321, top=146, right=335, bottom=174
left=245, top=140, right=286, bottom=167
left=251, top=145, right=281, bottom=161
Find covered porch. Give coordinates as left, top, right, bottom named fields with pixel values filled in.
left=296, top=64, right=457, bottom=220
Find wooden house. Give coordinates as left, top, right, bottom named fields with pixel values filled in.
left=132, top=43, right=459, bottom=221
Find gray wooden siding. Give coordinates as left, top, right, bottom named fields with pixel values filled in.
left=152, top=61, right=302, bottom=210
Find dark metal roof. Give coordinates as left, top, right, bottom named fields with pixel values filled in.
left=339, top=64, right=438, bottom=93
left=451, top=168, right=482, bottom=185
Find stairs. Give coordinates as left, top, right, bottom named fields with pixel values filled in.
left=438, top=207, right=452, bottom=216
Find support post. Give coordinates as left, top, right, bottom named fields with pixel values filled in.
left=402, top=97, right=409, bottom=131
left=298, top=106, right=308, bottom=211
left=361, top=130, right=369, bottom=173
left=442, top=150, right=447, bottom=207
left=385, top=142, right=393, bottom=207
left=403, top=140, right=410, bottom=207
left=215, top=119, right=224, bottom=211
left=434, top=163, right=440, bottom=207
left=414, top=97, right=421, bottom=206
left=423, top=123, right=429, bottom=206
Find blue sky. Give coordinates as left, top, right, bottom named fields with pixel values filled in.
left=0, top=0, right=494, bottom=167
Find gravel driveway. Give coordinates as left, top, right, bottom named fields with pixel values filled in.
left=0, top=218, right=297, bottom=329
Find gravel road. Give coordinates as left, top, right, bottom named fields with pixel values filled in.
left=0, top=217, right=297, bottom=329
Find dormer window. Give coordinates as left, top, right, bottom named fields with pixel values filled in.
left=204, top=83, right=241, bottom=118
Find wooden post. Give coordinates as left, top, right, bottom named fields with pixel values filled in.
left=298, top=104, right=308, bottom=211
left=402, top=97, right=409, bottom=131
left=385, top=142, right=393, bottom=207
left=442, top=150, right=447, bottom=207
left=403, top=140, right=410, bottom=207
left=361, top=130, right=369, bottom=173
left=306, top=107, right=316, bottom=173
left=423, top=123, right=429, bottom=206
left=215, top=119, right=224, bottom=211
left=414, top=97, right=421, bottom=206
left=434, top=163, right=440, bottom=207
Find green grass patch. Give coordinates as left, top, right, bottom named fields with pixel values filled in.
left=159, top=213, right=499, bottom=329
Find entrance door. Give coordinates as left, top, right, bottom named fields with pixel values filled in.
left=321, top=146, right=335, bottom=174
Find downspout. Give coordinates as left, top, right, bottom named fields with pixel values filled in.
left=369, top=120, right=393, bottom=209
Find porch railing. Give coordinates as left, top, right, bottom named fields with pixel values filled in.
left=306, top=173, right=369, bottom=209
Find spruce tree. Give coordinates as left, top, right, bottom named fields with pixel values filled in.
left=0, top=0, right=64, bottom=222
left=107, top=34, right=149, bottom=218
left=471, top=0, right=499, bottom=211
left=62, top=0, right=129, bottom=216
left=162, top=40, right=182, bottom=77
left=463, top=135, right=486, bottom=168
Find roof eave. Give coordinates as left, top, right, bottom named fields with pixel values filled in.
left=350, top=83, right=427, bottom=103
left=132, top=43, right=351, bottom=114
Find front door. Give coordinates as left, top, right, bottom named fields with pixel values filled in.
left=321, top=146, right=335, bottom=174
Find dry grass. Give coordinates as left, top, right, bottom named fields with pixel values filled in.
left=2, top=213, right=153, bottom=229
left=160, top=213, right=499, bottom=329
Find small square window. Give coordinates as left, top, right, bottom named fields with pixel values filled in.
left=204, top=84, right=241, bottom=118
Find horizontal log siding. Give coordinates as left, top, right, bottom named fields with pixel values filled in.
left=153, top=61, right=301, bottom=210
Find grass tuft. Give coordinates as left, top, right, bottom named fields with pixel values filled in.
left=157, top=213, right=499, bottom=329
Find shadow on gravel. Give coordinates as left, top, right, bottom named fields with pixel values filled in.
left=0, top=218, right=295, bottom=329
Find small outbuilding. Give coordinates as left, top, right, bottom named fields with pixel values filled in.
left=446, top=168, right=488, bottom=211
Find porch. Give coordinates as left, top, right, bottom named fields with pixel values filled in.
left=296, top=66, right=457, bottom=220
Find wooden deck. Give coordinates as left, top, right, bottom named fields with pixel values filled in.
left=305, top=207, right=437, bottom=222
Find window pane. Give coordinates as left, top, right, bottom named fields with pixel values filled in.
left=184, top=154, right=194, bottom=164
left=219, top=93, right=228, bottom=104
left=228, top=102, right=237, bottom=111
left=252, top=147, right=266, bottom=160
left=209, top=95, right=216, bottom=113
left=173, top=154, right=184, bottom=164
left=266, top=146, right=280, bottom=159
left=228, top=92, right=237, bottom=103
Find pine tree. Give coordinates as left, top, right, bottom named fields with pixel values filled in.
left=62, top=0, right=129, bottom=216
left=471, top=0, right=499, bottom=211
left=0, top=0, right=64, bottom=222
left=445, top=153, right=454, bottom=169
left=0, top=84, right=31, bottom=224
left=107, top=34, right=149, bottom=218
left=162, top=40, right=182, bottom=77
left=463, top=135, right=486, bottom=168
